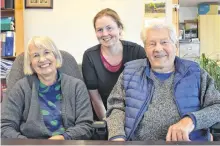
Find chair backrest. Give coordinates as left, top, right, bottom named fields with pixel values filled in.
left=6, top=50, right=82, bottom=93
left=5, top=50, right=110, bottom=140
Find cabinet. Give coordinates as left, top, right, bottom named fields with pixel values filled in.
left=199, top=15, right=220, bottom=58
left=1, top=0, right=24, bottom=58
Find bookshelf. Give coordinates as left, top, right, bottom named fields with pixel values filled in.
left=1, top=0, right=24, bottom=57
left=1, top=0, right=24, bottom=101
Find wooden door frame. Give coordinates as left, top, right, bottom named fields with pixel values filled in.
left=172, top=0, right=179, bottom=55
left=172, top=0, right=179, bottom=37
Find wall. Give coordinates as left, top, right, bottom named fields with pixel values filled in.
left=24, top=0, right=174, bottom=63
left=24, top=0, right=144, bottom=63
left=143, top=0, right=173, bottom=26
left=179, top=7, right=197, bottom=22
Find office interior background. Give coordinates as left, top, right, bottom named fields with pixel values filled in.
left=1, top=0, right=220, bottom=96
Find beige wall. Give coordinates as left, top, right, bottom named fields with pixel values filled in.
left=24, top=0, right=173, bottom=63
left=179, top=7, right=197, bottom=23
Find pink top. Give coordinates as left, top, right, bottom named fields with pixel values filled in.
left=100, top=51, right=122, bottom=72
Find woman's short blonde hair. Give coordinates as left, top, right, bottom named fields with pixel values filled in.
left=24, top=36, right=63, bottom=75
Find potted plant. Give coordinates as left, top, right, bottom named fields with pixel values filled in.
left=199, top=53, right=220, bottom=91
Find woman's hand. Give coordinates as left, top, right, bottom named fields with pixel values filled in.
left=48, top=135, right=65, bottom=140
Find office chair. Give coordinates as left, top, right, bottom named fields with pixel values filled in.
left=211, top=123, right=220, bottom=141
left=5, top=50, right=107, bottom=140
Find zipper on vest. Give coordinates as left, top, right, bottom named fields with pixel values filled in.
left=127, top=80, right=155, bottom=140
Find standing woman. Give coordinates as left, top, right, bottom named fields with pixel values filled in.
left=82, top=8, right=146, bottom=121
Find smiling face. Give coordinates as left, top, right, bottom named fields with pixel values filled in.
left=95, top=16, right=122, bottom=48
left=29, top=44, right=57, bottom=77
left=145, top=28, right=177, bottom=73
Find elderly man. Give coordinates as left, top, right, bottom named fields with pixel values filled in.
left=106, top=21, right=220, bottom=141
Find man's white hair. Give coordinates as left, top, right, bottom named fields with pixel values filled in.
left=141, top=21, right=178, bottom=47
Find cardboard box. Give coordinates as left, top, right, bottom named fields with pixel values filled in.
left=198, top=3, right=219, bottom=15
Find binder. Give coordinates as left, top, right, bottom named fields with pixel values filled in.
left=1, top=0, right=5, bottom=9
left=1, top=33, right=6, bottom=56
left=5, top=31, right=14, bottom=56
left=5, top=0, right=14, bottom=9
left=0, top=17, right=14, bottom=31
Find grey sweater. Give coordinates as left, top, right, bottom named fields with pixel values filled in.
left=1, top=73, right=94, bottom=139
left=106, top=69, right=220, bottom=140
left=133, top=72, right=180, bottom=140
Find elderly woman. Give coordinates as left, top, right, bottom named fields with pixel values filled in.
left=1, top=36, right=93, bottom=139
left=82, top=8, right=146, bottom=121
left=106, top=21, right=220, bottom=141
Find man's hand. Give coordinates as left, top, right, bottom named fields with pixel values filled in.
left=48, top=135, right=65, bottom=140
left=166, top=117, right=195, bottom=141
left=112, top=138, right=125, bottom=141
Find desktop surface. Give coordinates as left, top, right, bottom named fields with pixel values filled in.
left=1, top=139, right=220, bottom=145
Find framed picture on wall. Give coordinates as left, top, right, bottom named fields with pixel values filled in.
left=144, top=0, right=166, bottom=18
left=25, top=0, right=53, bottom=9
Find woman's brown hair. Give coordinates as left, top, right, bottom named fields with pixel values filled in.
left=93, top=8, right=124, bottom=30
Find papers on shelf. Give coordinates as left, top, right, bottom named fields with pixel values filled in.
left=1, top=58, right=13, bottom=79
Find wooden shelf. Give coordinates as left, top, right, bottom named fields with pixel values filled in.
left=1, top=56, right=16, bottom=60
left=14, top=0, right=24, bottom=56
left=1, top=9, right=15, bottom=17
left=1, top=29, right=15, bottom=32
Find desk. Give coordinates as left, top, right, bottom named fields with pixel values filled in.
left=1, top=139, right=220, bottom=145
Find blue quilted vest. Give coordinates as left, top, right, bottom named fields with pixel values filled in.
left=123, top=57, right=209, bottom=141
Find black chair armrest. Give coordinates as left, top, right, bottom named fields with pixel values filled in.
left=92, top=121, right=108, bottom=140
left=211, top=122, right=220, bottom=141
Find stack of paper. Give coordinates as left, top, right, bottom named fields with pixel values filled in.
left=0, top=59, right=13, bottom=79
